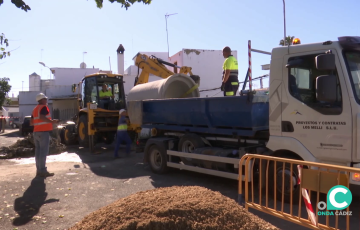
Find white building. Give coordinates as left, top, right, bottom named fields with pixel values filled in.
left=19, top=66, right=100, bottom=121
left=123, top=49, right=238, bottom=98
left=1, top=106, right=19, bottom=118
left=1, top=95, right=19, bottom=126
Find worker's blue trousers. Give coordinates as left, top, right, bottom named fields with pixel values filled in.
left=114, top=131, right=132, bottom=157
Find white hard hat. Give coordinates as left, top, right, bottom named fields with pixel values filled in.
left=36, top=93, right=48, bottom=102
left=119, top=109, right=126, bottom=115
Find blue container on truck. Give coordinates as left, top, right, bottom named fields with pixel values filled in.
left=130, top=94, right=269, bottom=137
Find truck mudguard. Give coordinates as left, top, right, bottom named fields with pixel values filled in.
left=266, top=136, right=317, bottom=162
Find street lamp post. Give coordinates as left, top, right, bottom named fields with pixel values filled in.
left=165, top=13, right=177, bottom=58
left=282, top=0, right=286, bottom=46
left=39, top=62, right=52, bottom=79
left=83, top=52, right=87, bottom=63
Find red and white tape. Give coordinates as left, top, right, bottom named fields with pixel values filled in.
left=297, top=165, right=317, bottom=226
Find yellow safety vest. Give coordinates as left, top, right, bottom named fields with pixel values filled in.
left=99, top=90, right=112, bottom=97
left=223, top=55, right=239, bottom=84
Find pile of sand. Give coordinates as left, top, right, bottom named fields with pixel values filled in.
left=70, top=186, right=279, bottom=230
left=0, top=133, right=66, bottom=159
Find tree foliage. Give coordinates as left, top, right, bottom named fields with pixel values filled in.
left=96, top=0, right=152, bottom=9
left=0, top=77, right=12, bottom=109
left=0, top=0, right=152, bottom=12
left=0, top=33, right=10, bottom=59
left=279, top=36, right=295, bottom=46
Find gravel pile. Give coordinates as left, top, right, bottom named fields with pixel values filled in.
left=0, top=133, right=66, bottom=159
left=70, top=186, right=279, bottom=230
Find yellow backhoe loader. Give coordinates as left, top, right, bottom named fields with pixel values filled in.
left=58, top=72, right=136, bottom=152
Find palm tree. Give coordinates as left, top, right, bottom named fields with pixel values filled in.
left=279, top=36, right=295, bottom=46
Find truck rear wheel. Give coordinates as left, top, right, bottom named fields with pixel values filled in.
left=148, top=145, right=168, bottom=174
left=78, top=115, right=89, bottom=148
left=178, top=134, right=205, bottom=165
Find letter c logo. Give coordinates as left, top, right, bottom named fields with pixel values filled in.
left=329, top=187, right=348, bottom=209
left=327, top=185, right=352, bottom=210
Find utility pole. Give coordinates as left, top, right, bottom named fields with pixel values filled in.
left=22, top=81, right=24, bottom=91
left=282, top=0, right=286, bottom=46
left=165, top=13, right=178, bottom=58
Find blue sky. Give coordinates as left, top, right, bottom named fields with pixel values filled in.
left=1, top=0, right=359, bottom=96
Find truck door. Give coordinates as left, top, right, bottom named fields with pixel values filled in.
left=281, top=50, right=352, bottom=163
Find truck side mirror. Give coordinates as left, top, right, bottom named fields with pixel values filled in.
left=316, top=75, right=337, bottom=102
left=315, top=53, right=336, bottom=70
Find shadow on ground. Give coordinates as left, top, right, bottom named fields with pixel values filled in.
left=12, top=177, right=59, bottom=226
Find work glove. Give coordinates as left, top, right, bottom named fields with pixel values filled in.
left=221, top=82, right=225, bottom=91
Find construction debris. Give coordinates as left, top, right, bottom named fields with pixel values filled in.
left=69, top=186, right=279, bottom=230
left=0, top=133, right=66, bottom=159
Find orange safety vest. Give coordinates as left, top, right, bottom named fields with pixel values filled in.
left=32, top=105, right=53, bottom=132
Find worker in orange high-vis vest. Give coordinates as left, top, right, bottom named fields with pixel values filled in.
left=30, top=93, right=59, bottom=178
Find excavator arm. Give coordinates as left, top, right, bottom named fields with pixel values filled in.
left=133, top=53, right=198, bottom=86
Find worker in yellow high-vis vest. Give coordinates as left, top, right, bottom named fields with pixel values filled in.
left=99, top=83, right=114, bottom=109
left=114, top=109, right=132, bottom=159
left=221, top=46, right=239, bottom=96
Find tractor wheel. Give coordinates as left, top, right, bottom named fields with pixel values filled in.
left=64, top=124, right=77, bottom=145
left=78, top=115, right=89, bottom=148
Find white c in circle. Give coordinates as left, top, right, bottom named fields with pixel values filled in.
left=329, top=187, right=348, bottom=209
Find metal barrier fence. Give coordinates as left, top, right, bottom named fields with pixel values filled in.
left=238, top=154, right=360, bottom=230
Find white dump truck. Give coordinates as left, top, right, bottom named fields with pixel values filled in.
left=129, top=36, right=360, bottom=203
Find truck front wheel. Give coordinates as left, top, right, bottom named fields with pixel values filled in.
left=148, top=145, right=168, bottom=174
left=268, top=161, right=300, bottom=204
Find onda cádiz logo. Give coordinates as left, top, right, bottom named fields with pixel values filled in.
left=317, top=185, right=352, bottom=216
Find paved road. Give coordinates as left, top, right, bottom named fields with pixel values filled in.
left=0, top=129, right=358, bottom=230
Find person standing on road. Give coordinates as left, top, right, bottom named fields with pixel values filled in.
left=0, top=115, right=5, bottom=133
left=114, top=109, right=132, bottom=159
left=221, top=46, right=239, bottom=96
left=30, top=93, right=59, bottom=177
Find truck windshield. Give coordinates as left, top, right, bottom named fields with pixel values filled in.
left=344, top=51, right=360, bottom=101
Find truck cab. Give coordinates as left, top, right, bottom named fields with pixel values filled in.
left=267, top=36, right=360, bottom=185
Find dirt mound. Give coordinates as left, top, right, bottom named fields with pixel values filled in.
left=70, top=186, right=279, bottom=230
left=0, top=133, right=66, bottom=159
